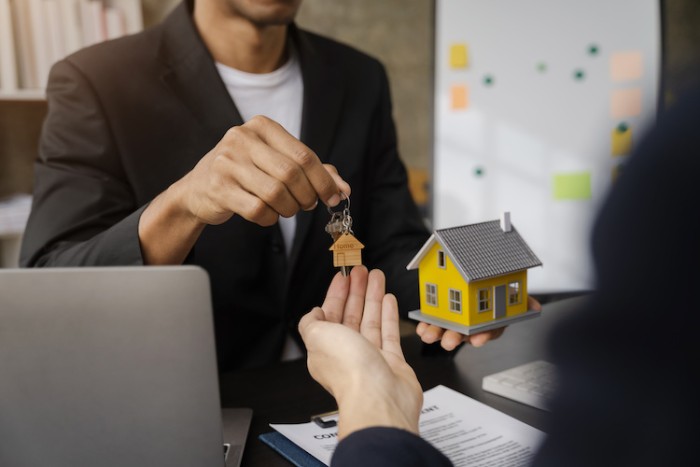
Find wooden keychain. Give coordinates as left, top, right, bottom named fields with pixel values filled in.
left=325, top=193, right=364, bottom=276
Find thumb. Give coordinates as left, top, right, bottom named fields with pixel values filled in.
left=299, top=306, right=327, bottom=341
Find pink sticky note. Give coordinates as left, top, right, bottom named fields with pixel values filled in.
left=610, top=51, right=643, bottom=82
left=611, top=88, right=642, bottom=118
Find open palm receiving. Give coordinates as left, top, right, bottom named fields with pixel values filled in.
left=298, top=266, right=423, bottom=439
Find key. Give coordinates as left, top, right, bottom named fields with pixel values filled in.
left=325, top=194, right=364, bottom=276
left=324, top=212, right=344, bottom=242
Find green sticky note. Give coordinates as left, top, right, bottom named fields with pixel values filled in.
left=553, top=173, right=591, bottom=200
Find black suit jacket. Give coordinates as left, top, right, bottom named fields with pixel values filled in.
left=332, top=428, right=452, bottom=466
left=20, top=0, right=428, bottom=371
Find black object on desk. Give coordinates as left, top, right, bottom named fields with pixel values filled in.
left=258, top=432, right=326, bottom=467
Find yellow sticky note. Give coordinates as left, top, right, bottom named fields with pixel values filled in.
left=451, top=84, right=469, bottom=110
left=611, top=124, right=633, bottom=156
left=553, top=173, right=591, bottom=200
left=450, top=44, right=468, bottom=69
left=611, top=88, right=642, bottom=118
left=610, top=51, right=643, bottom=82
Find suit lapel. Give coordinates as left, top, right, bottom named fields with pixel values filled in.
left=156, top=0, right=244, bottom=140
left=288, top=26, right=347, bottom=274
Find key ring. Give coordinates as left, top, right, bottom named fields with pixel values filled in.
left=325, top=192, right=353, bottom=235
left=324, top=191, right=362, bottom=276
left=326, top=192, right=350, bottom=216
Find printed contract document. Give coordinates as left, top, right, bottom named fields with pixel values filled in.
left=270, top=385, right=546, bottom=466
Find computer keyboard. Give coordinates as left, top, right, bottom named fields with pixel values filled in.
left=482, top=360, right=558, bottom=411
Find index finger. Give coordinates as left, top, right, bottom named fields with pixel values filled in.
left=250, top=116, right=341, bottom=207
left=321, top=272, right=350, bottom=323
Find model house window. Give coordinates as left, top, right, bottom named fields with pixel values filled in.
left=508, top=281, right=522, bottom=305
left=448, top=289, right=462, bottom=313
left=437, top=250, right=446, bottom=268
left=425, top=283, right=438, bottom=306
left=478, top=288, right=491, bottom=312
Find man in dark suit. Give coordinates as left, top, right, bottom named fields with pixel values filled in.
left=299, top=87, right=700, bottom=465
left=21, top=0, right=506, bottom=370
left=20, top=0, right=434, bottom=371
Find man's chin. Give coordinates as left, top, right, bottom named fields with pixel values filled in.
left=228, top=0, right=301, bottom=27
left=251, top=13, right=296, bottom=27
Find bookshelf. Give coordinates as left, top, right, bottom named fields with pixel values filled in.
left=0, top=0, right=144, bottom=99
left=0, top=89, right=44, bottom=100
left=0, top=0, right=151, bottom=267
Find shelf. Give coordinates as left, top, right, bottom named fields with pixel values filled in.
left=0, top=90, right=46, bottom=101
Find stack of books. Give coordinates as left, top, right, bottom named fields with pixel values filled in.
left=0, top=0, right=142, bottom=94
left=0, top=194, right=32, bottom=237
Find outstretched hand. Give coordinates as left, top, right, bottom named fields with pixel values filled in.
left=138, top=115, right=350, bottom=265
left=299, top=266, right=423, bottom=439
left=415, top=296, right=542, bottom=350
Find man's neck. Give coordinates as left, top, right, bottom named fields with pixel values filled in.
left=193, top=3, right=289, bottom=74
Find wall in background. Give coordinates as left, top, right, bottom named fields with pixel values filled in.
left=3, top=0, right=699, bottom=200
left=94, top=0, right=700, bottom=210
left=664, top=0, right=700, bottom=101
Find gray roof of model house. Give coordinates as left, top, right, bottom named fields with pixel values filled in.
left=407, top=220, right=542, bottom=282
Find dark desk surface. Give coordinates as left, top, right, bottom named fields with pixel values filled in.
left=220, top=295, right=589, bottom=467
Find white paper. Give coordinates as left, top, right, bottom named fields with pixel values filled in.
left=0, top=194, right=32, bottom=236
left=270, top=412, right=339, bottom=465
left=270, top=385, right=546, bottom=466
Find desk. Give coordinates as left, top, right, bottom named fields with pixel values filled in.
left=220, top=296, right=589, bottom=466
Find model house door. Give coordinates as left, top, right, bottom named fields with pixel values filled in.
left=494, top=285, right=506, bottom=319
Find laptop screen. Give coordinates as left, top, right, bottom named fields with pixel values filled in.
left=0, top=266, right=230, bottom=467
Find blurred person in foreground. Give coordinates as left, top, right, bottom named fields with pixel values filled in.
left=299, top=86, right=700, bottom=466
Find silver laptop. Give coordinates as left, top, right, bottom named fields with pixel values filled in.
left=0, top=266, right=251, bottom=467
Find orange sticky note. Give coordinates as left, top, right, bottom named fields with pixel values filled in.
left=611, top=124, right=633, bottom=156
left=450, top=44, right=468, bottom=69
left=451, top=84, right=469, bottom=110
left=610, top=51, right=643, bottom=82
left=611, top=88, right=642, bottom=118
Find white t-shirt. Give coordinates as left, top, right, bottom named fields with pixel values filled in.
left=215, top=48, right=303, bottom=258
left=215, top=49, right=305, bottom=361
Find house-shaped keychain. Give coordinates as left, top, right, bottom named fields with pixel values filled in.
left=329, top=232, right=365, bottom=275
left=406, top=212, right=542, bottom=335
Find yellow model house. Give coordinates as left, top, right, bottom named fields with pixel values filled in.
left=407, top=213, right=542, bottom=335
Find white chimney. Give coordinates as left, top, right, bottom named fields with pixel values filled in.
left=500, top=212, right=512, bottom=232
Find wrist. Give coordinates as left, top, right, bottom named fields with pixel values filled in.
left=165, top=177, right=207, bottom=229
left=138, top=181, right=206, bottom=265
left=335, top=383, right=420, bottom=439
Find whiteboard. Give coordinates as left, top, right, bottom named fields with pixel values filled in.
left=432, top=0, right=661, bottom=293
